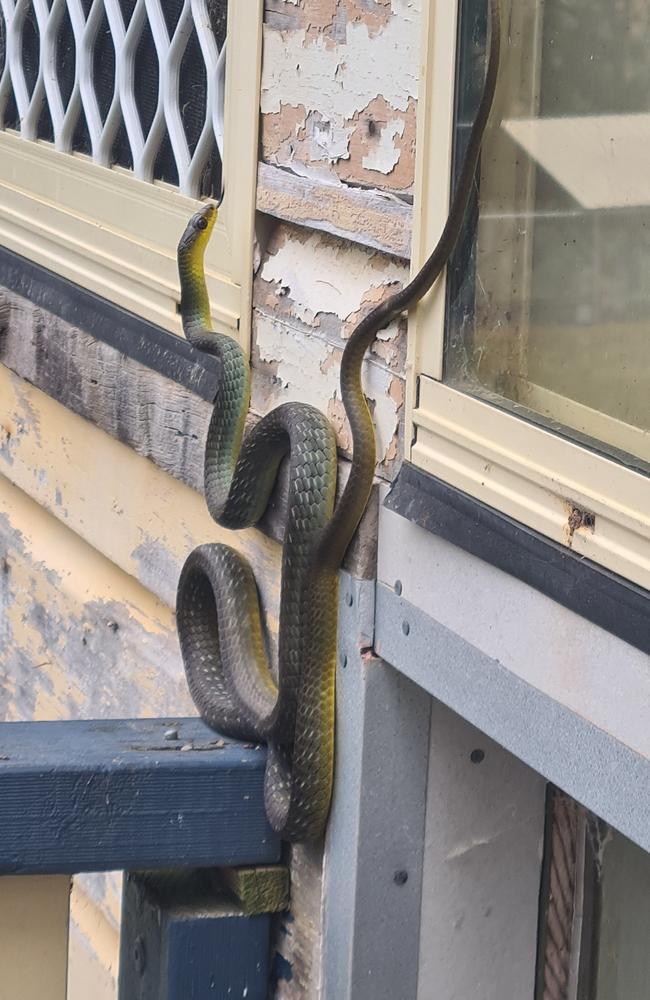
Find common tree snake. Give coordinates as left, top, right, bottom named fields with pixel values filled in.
left=176, top=0, right=500, bottom=842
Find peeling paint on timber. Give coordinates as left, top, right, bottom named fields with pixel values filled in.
left=261, top=0, right=420, bottom=195
left=0, top=476, right=194, bottom=725
left=252, top=226, right=406, bottom=472
left=0, top=364, right=283, bottom=622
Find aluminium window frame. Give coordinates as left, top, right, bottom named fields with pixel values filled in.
left=407, top=0, right=650, bottom=591
left=0, top=0, right=262, bottom=350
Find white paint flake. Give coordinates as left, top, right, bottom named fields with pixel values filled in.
left=260, top=232, right=405, bottom=324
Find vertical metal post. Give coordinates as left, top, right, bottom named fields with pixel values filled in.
left=321, top=575, right=432, bottom=1000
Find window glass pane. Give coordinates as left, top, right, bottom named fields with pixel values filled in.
left=591, top=829, right=650, bottom=998
left=446, top=0, right=650, bottom=474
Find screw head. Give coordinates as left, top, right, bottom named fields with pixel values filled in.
left=393, top=870, right=409, bottom=886
left=401, top=621, right=410, bottom=636
left=133, top=936, right=146, bottom=974
left=345, top=592, right=354, bottom=607
left=164, top=727, right=179, bottom=741
left=394, top=580, right=403, bottom=596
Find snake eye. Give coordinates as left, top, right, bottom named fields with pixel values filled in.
left=196, top=216, right=208, bottom=231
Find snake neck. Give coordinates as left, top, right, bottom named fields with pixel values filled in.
left=179, top=249, right=214, bottom=347
left=178, top=221, right=251, bottom=519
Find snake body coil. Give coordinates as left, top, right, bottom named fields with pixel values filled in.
left=176, top=0, right=500, bottom=842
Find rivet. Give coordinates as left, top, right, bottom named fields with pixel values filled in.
left=402, top=621, right=410, bottom=636
left=346, top=592, right=353, bottom=607
left=394, top=580, right=403, bottom=596
left=393, top=870, right=409, bottom=885
left=164, top=728, right=179, bottom=742
left=470, top=749, right=485, bottom=764
left=341, top=654, right=348, bottom=669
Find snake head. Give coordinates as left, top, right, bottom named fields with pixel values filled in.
left=177, top=203, right=218, bottom=259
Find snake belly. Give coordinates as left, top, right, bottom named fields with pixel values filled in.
left=176, top=0, right=500, bottom=844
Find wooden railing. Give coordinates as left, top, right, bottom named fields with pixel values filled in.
left=0, top=717, right=288, bottom=999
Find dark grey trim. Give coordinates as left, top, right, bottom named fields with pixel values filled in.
left=385, top=463, right=649, bottom=655
left=0, top=246, right=220, bottom=400
left=322, top=575, right=430, bottom=1000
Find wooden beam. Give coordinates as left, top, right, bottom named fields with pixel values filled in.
left=0, top=718, right=280, bottom=874
left=118, top=871, right=273, bottom=1000
left=257, top=162, right=413, bottom=261
left=0, top=875, right=70, bottom=999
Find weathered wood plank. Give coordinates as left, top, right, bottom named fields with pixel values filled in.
left=257, top=162, right=412, bottom=260
left=0, top=875, right=70, bottom=999
left=0, top=363, right=283, bottom=613
left=0, top=473, right=193, bottom=724
left=218, top=865, right=290, bottom=915
left=118, top=872, right=272, bottom=1000
left=0, top=718, right=280, bottom=874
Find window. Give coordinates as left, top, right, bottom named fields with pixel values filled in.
left=537, top=790, right=650, bottom=1000
left=0, top=0, right=262, bottom=346
left=408, top=0, right=650, bottom=589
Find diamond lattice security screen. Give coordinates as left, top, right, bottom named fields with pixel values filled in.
left=0, top=0, right=227, bottom=198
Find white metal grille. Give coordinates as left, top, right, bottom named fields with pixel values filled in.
left=0, top=0, right=227, bottom=198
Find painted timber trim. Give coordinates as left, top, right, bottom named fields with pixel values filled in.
left=0, top=246, right=220, bottom=401
left=118, top=871, right=272, bottom=1000
left=0, top=718, right=280, bottom=874
left=385, top=462, right=650, bottom=655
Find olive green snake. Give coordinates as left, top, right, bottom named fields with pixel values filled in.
left=176, top=0, right=500, bottom=842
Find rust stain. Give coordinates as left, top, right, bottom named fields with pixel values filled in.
left=564, top=502, right=596, bottom=548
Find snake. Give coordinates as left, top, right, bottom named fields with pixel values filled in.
left=176, top=0, right=500, bottom=842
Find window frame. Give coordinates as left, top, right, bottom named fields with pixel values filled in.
left=407, top=0, right=650, bottom=591
left=0, top=0, right=262, bottom=350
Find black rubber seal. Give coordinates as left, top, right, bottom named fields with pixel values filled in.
left=0, top=246, right=220, bottom=401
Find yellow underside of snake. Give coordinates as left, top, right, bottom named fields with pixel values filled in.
left=175, top=0, right=500, bottom=843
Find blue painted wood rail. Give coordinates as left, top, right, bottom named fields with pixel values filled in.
left=0, top=717, right=280, bottom=873
left=0, top=717, right=284, bottom=997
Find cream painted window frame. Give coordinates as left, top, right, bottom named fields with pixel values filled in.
left=407, top=0, right=650, bottom=591
left=0, top=0, right=262, bottom=349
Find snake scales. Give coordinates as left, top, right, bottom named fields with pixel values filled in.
left=176, top=0, right=500, bottom=843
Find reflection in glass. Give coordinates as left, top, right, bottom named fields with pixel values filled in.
left=446, top=0, right=650, bottom=472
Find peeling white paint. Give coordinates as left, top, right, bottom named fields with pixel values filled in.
left=257, top=314, right=339, bottom=406
left=261, top=0, right=420, bottom=120
left=363, top=118, right=406, bottom=173
left=260, top=231, right=405, bottom=324
left=256, top=313, right=402, bottom=463
left=306, top=112, right=354, bottom=163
